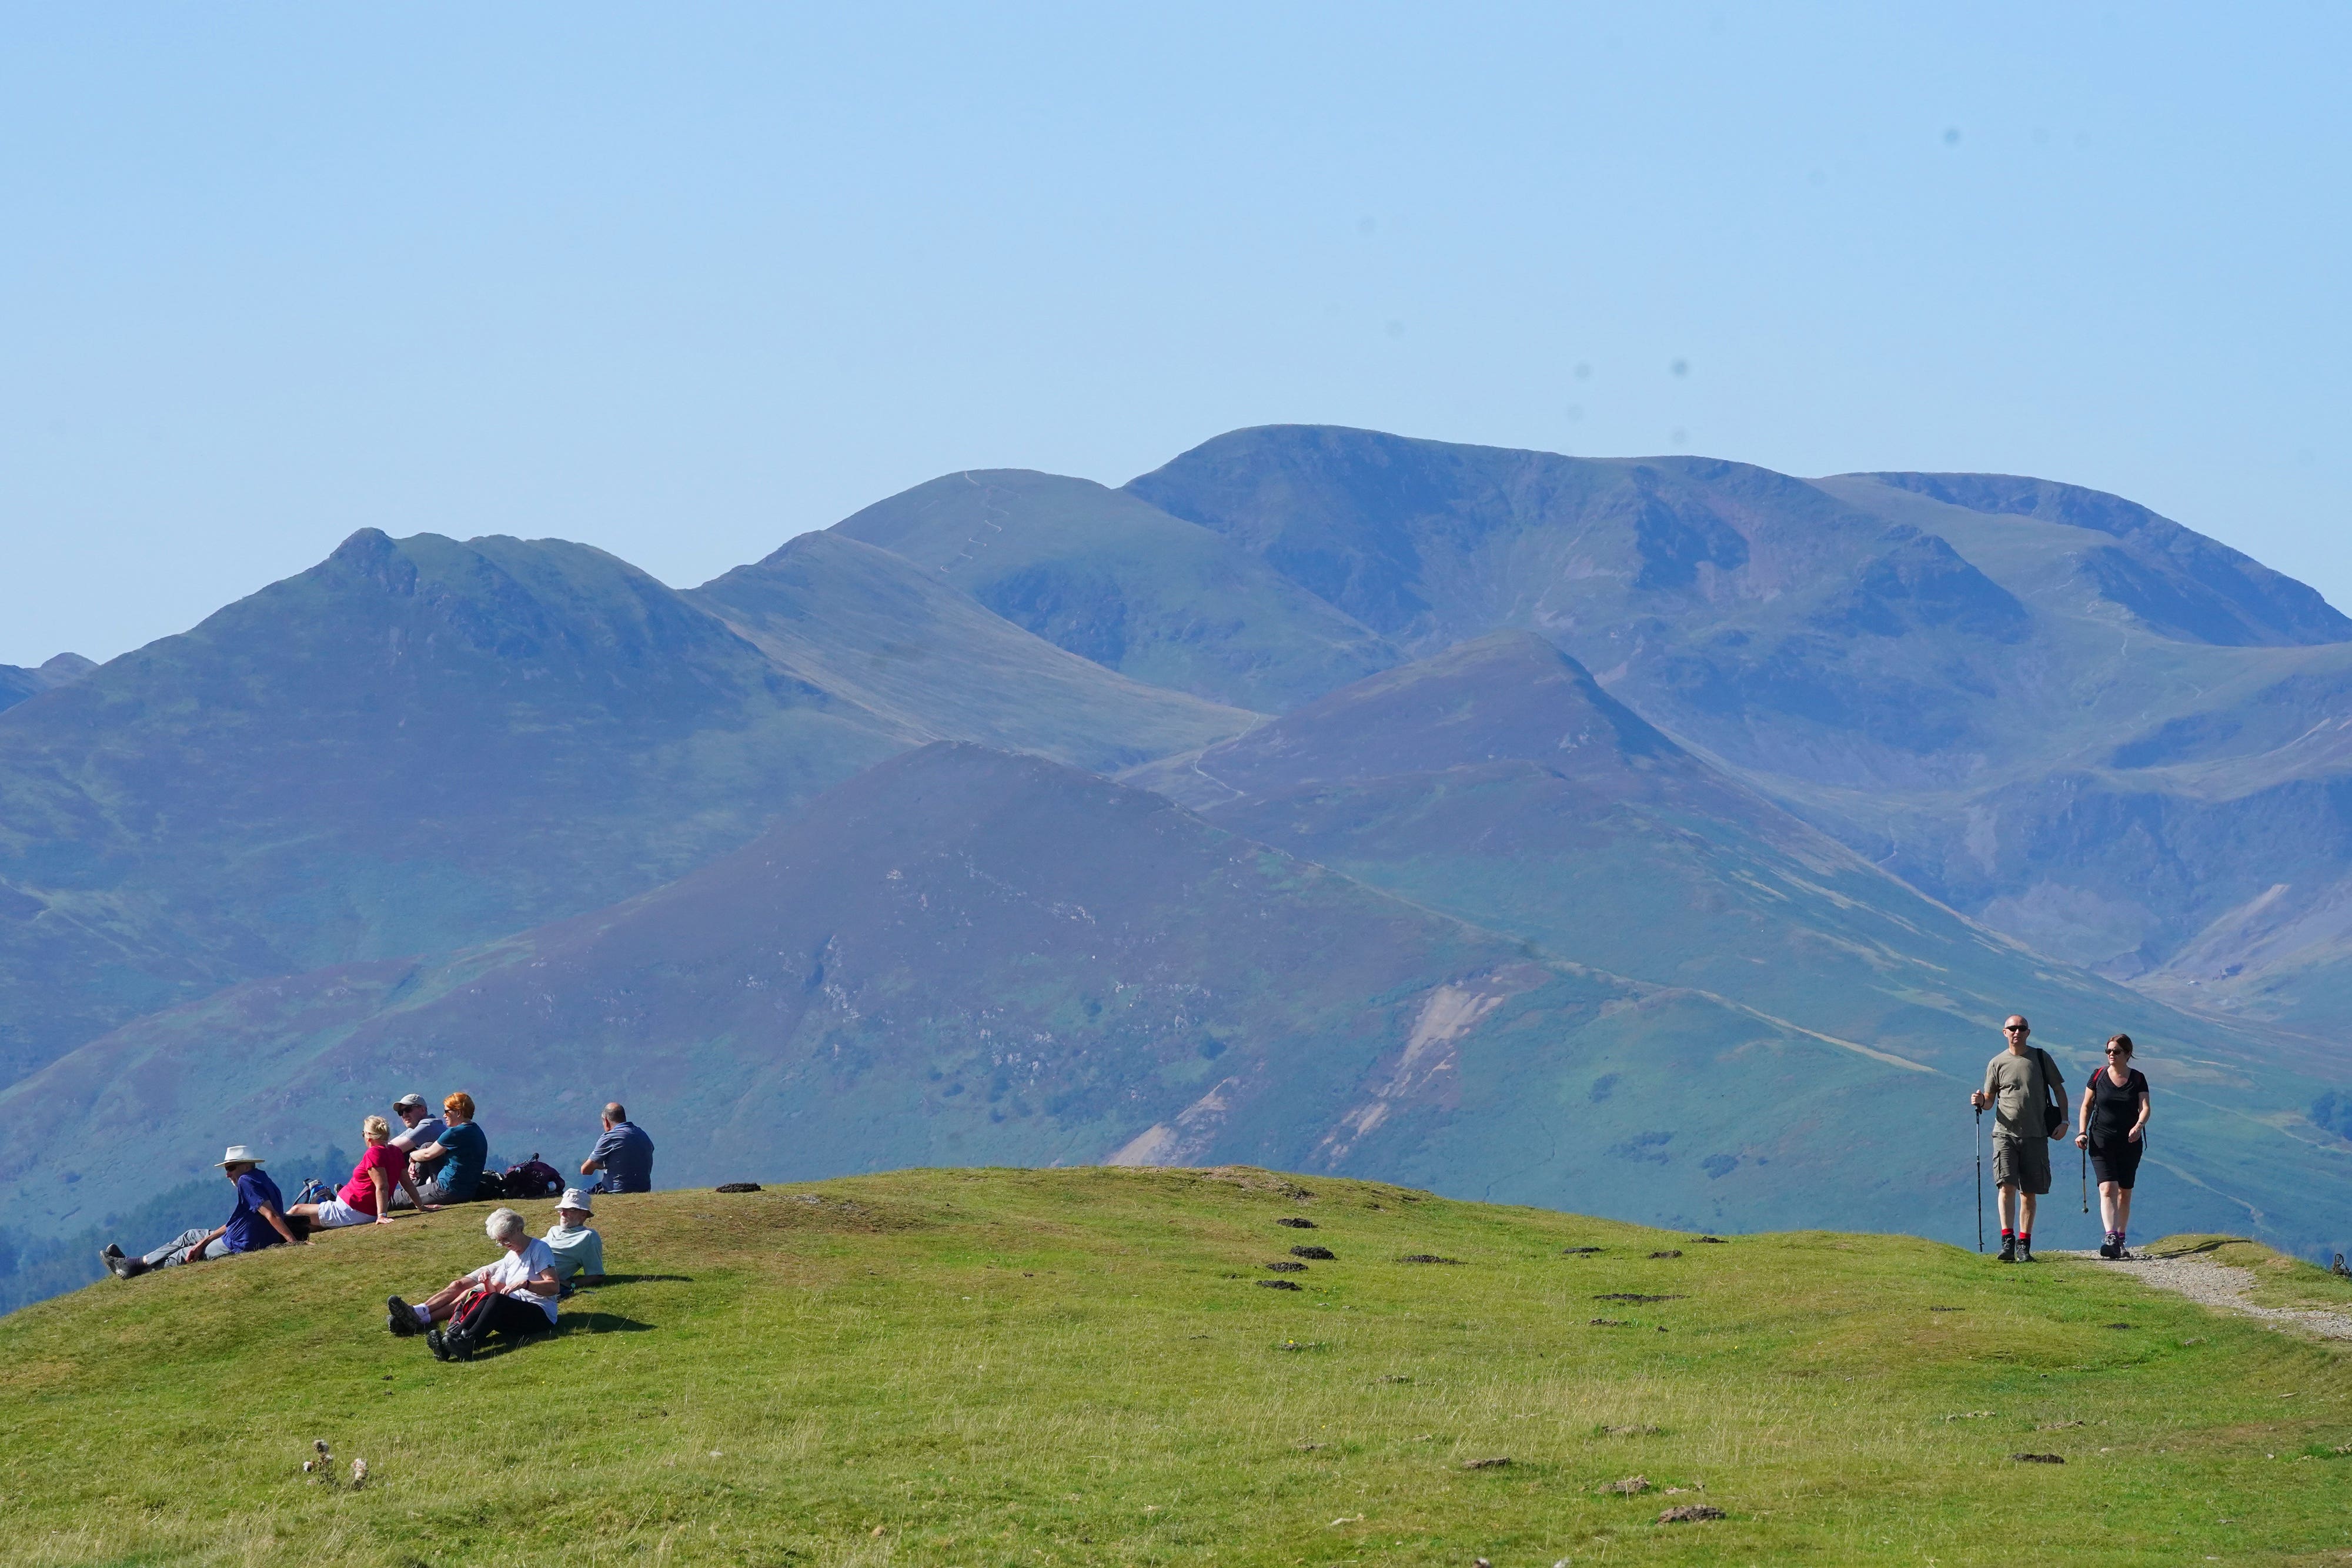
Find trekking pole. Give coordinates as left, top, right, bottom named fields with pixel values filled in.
left=2081, top=1141, right=2090, bottom=1215
left=1974, top=1106, right=1984, bottom=1253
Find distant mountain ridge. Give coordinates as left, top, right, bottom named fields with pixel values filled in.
left=0, top=526, right=1247, bottom=1085
left=5, top=423, right=2352, bottom=1302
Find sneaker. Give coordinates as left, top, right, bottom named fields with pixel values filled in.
left=426, top=1328, right=451, bottom=1362
left=386, top=1296, right=420, bottom=1337
left=102, top=1249, right=148, bottom=1279
left=1996, top=1238, right=2016, bottom=1263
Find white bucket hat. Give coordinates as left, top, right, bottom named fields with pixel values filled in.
left=215, top=1144, right=265, bottom=1167
left=558, top=1188, right=595, bottom=1216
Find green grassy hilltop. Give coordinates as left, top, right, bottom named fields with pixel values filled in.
left=1, top=1168, right=2347, bottom=1567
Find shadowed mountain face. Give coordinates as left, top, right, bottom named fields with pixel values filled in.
left=1125, top=426, right=2036, bottom=790
left=689, top=530, right=1252, bottom=772
left=0, top=531, right=1251, bottom=1088
left=1117, top=426, right=2352, bottom=1015
left=1, top=744, right=2002, bottom=1246
left=832, top=469, right=1399, bottom=711
left=1851, top=472, right=2351, bottom=648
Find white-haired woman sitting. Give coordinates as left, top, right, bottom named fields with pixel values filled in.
left=385, top=1207, right=559, bottom=1360
left=290, top=1115, right=436, bottom=1230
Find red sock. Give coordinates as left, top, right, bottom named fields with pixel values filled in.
left=2001, top=1229, right=2014, bottom=1240
left=2019, top=1233, right=2031, bottom=1245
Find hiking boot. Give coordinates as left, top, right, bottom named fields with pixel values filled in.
left=426, top=1328, right=451, bottom=1362
left=1996, top=1238, right=2016, bottom=1263
left=386, top=1296, right=420, bottom=1337
left=2017, top=1240, right=2035, bottom=1263
left=103, top=1249, right=148, bottom=1279
left=2097, top=1239, right=2119, bottom=1260
left=2112, top=1245, right=2133, bottom=1261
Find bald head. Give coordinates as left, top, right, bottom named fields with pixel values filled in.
left=604, top=1102, right=626, bottom=1126
left=2003, top=1015, right=2030, bottom=1053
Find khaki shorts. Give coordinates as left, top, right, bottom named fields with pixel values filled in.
left=1991, top=1134, right=2051, bottom=1195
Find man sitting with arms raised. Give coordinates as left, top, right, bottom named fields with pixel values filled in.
left=102, top=1145, right=307, bottom=1278
left=578, top=1102, right=654, bottom=1193
left=543, top=1188, right=606, bottom=1289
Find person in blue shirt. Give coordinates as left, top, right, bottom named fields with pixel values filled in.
left=578, top=1102, right=654, bottom=1193
left=407, top=1091, right=489, bottom=1203
left=102, top=1145, right=307, bottom=1278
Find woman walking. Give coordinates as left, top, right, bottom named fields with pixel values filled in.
left=2076, top=1033, right=2152, bottom=1258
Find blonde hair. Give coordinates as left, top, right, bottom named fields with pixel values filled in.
left=362, top=1114, right=390, bottom=1144
left=444, top=1091, right=475, bottom=1122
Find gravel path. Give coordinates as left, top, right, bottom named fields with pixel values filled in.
left=2064, top=1252, right=2352, bottom=1340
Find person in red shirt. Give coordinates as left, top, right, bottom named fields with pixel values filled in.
left=291, top=1115, right=440, bottom=1229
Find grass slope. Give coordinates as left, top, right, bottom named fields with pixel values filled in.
left=2, top=1169, right=2348, bottom=1567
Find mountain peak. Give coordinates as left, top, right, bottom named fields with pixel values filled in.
left=1128, top=630, right=1690, bottom=810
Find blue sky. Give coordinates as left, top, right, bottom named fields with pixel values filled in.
left=5, top=5, right=2347, bottom=664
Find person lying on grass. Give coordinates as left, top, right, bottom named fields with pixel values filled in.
left=289, top=1115, right=439, bottom=1231
left=543, top=1188, right=606, bottom=1289
left=102, top=1145, right=307, bottom=1278
left=386, top=1206, right=559, bottom=1360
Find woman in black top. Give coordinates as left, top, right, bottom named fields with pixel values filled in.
left=2075, top=1033, right=2152, bottom=1258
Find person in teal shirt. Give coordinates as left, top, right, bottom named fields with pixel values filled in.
left=543, top=1188, right=605, bottom=1289
left=407, top=1091, right=488, bottom=1203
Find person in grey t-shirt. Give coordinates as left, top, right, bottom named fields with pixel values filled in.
left=1967, top=1015, right=2064, bottom=1263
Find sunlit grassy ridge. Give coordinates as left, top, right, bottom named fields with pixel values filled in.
left=1, top=1167, right=2347, bottom=1566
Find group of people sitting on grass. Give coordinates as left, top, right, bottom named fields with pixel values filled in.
left=99, top=1090, right=650, bottom=1360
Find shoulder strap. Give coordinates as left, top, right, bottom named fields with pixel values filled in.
left=2034, top=1048, right=2063, bottom=1104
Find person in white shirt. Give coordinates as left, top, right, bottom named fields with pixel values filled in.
left=543, top=1188, right=606, bottom=1288
left=385, top=1208, right=558, bottom=1360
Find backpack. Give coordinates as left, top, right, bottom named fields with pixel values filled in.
left=472, top=1168, right=508, bottom=1202
left=502, top=1155, right=565, bottom=1202
left=2033, top=1048, right=2068, bottom=1139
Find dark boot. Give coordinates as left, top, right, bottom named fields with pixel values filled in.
left=2017, top=1238, right=2035, bottom=1263
left=426, top=1328, right=452, bottom=1362
left=103, top=1249, right=149, bottom=1279
left=386, top=1296, right=420, bottom=1337
left=1996, top=1237, right=2016, bottom=1263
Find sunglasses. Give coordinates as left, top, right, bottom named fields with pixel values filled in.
left=2104, top=1048, right=2127, bottom=1056
left=2004, top=1025, right=2029, bottom=1033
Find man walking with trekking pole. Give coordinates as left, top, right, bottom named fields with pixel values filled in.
left=1969, top=1015, right=2066, bottom=1262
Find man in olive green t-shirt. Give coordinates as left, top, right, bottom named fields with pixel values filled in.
left=1968, top=1015, right=2064, bottom=1262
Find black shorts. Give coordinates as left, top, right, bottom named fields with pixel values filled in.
left=2089, top=1136, right=2142, bottom=1190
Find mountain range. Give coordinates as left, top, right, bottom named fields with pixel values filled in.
left=2, top=424, right=2348, bottom=1299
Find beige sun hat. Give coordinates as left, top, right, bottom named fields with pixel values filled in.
left=214, top=1144, right=265, bottom=1167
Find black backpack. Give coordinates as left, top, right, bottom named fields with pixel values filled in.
left=2033, top=1048, right=2068, bottom=1138
left=502, top=1156, right=564, bottom=1202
